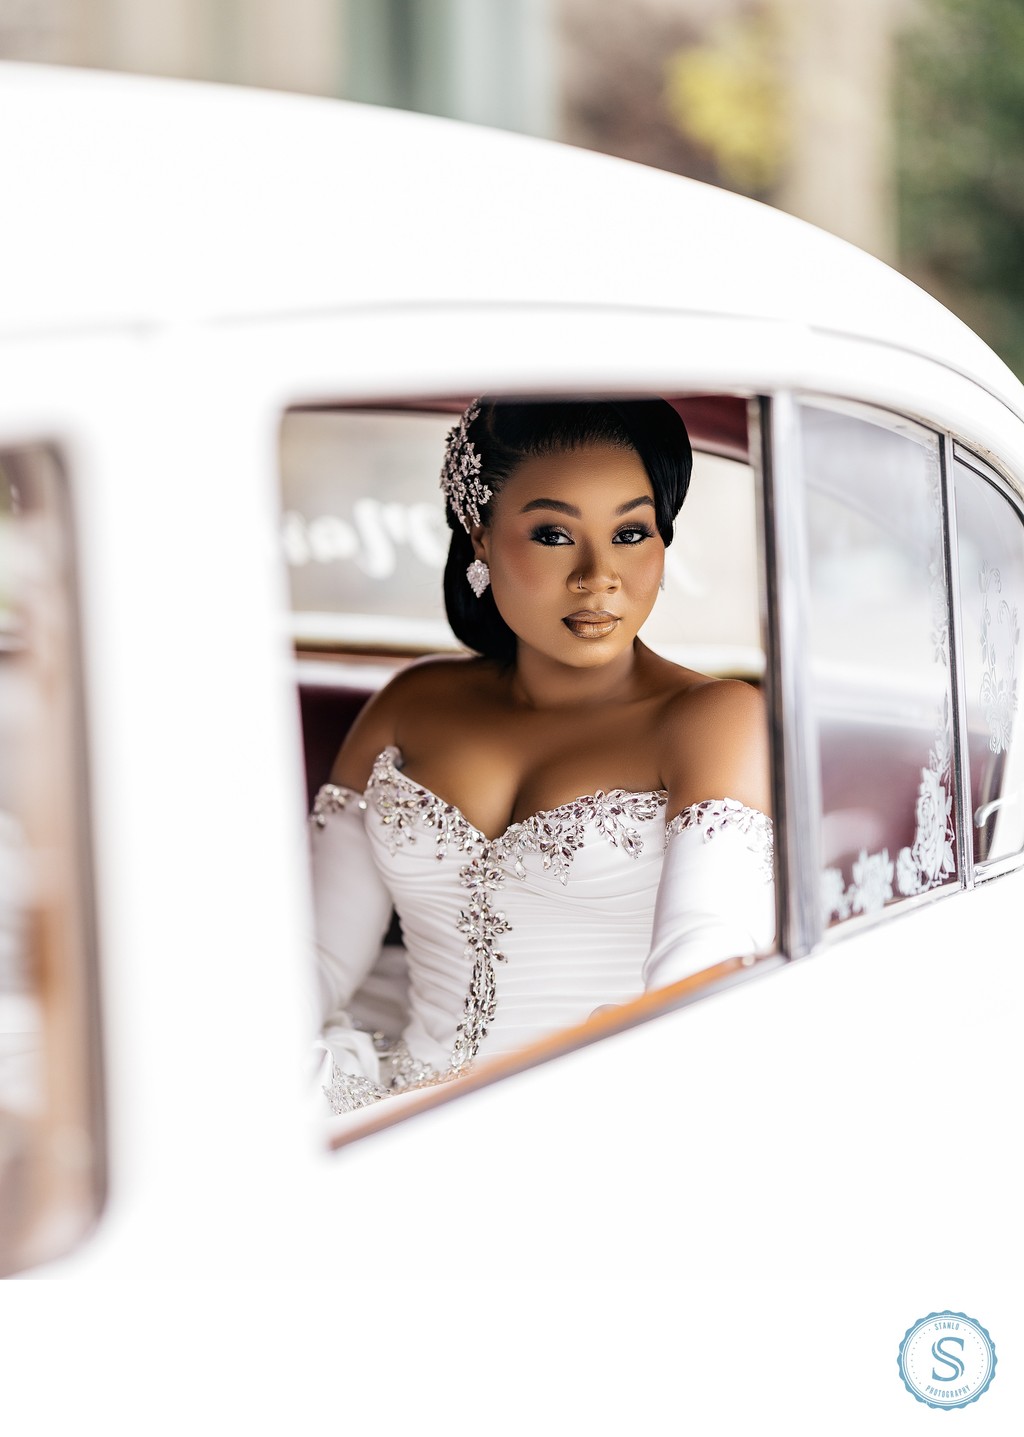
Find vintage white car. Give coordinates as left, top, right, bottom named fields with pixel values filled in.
left=0, top=59, right=1020, bottom=1423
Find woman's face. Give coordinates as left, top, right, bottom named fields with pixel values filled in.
left=472, top=442, right=666, bottom=669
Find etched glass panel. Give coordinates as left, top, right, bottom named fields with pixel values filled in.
left=799, top=404, right=958, bottom=926
left=953, top=455, right=1024, bottom=867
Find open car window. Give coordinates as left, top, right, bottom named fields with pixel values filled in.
left=278, top=393, right=776, bottom=1142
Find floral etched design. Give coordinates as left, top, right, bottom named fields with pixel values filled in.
left=980, top=561, right=1020, bottom=754
left=823, top=693, right=957, bottom=920
left=822, top=847, right=897, bottom=921
left=850, top=848, right=894, bottom=915
left=822, top=446, right=957, bottom=924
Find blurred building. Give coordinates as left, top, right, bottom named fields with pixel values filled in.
left=0, top=0, right=916, bottom=265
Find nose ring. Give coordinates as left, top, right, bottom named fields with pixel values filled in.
left=577, top=574, right=584, bottom=591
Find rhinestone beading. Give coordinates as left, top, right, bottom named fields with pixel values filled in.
left=310, top=782, right=365, bottom=829
left=440, top=400, right=491, bottom=532
left=366, top=747, right=666, bottom=1072
left=665, top=797, right=775, bottom=884
left=322, top=1067, right=391, bottom=1115
left=313, top=765, right=773, bottom=1116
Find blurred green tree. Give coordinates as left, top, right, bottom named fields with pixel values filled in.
left=897, top=0, right=1024, bottom=378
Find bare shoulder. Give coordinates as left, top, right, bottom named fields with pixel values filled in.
left=656, top=672, right=771, bottom=816
left=328, top=653, right=489, bottom=790
left=663, top=672, right=766, bottom=731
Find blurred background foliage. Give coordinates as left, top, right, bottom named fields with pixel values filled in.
left=0, top=0, right=1021, bottom=377
left=664, top=9, right=786, bottom=196
left=896, top=0, right=1024, bottom=379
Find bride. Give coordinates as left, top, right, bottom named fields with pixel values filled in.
left=309, top=397, right=774, bottom=1115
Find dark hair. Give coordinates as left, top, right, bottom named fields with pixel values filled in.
left=442, top=397, right=693, bottom=664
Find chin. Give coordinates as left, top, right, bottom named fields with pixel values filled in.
left=556, top=632, right=637, bottom=667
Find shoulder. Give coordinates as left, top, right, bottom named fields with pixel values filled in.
left=390, top=652, right=494, bottom=700
left=656, top=673, right=771, bottom=817
left=328, top=653, right=493, bottom=790
left=663, top=672, right=766, bottom=734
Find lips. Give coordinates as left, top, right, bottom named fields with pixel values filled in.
left=561, top=610, right=621, bottom=639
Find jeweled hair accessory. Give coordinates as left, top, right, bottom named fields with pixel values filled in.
left=440, top=399, right=492, bottom=532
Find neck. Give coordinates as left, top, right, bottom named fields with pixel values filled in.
left=509, top=640, right=648, bottom=711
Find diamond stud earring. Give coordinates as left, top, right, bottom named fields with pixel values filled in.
left=466, top=559, right=490, bottom=597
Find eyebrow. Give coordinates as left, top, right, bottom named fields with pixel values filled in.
left=519, top=496, right=656, bottom=517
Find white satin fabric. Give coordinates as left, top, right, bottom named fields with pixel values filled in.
left=309, top=746, right=775, bottom=1112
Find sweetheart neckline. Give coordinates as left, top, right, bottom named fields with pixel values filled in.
left=370, top=744, right=668, bottom=846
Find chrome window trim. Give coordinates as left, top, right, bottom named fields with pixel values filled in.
left=953, top=442, right=1024, bottom=518
left=758, top=393, right=822, bottom=960
left=972, top=848, right=1024, bottom=882
left=942, top=431, right=975, bottom=891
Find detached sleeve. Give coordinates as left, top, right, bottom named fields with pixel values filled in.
left=642, top=799, right=776, bottom=991
left=307, top=783, right=396, bottom=1108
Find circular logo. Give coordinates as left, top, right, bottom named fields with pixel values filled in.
left=898, top=1311, right=997, bottom=1409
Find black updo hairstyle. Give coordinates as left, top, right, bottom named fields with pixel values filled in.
left=442, top=397, right=693, bottom=665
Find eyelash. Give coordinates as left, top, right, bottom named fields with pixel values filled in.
left=530, top=523, right=655, bottom=547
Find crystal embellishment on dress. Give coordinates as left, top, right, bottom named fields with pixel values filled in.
left=366, top=746, right=667, bottom=1072
left=665, top=797, right=775, bottom=884
left=322, top=1066, right=391, bottom=1115
left=310, top=782, right=366, bottom=829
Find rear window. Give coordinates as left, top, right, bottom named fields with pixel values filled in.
left=280, top=403, right=763, bottom=677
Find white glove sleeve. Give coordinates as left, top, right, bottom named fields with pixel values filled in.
left=308, top=783, right=399, bottom=1106
left=643, top=799, right=776, bottom=991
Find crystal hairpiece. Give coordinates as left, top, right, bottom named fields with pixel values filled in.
left=440, top=399, right=492, bottom=532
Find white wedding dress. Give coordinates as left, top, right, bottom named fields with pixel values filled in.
left=309, top=745, right=775, bottom=1115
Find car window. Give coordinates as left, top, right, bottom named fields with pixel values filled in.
left=798, top=401, right=960, bottom=929
left=281, top=409, right=456, bottom=653
left=280, top=394, right=775, bottom=1143
left=0, top=443, right=104, bottom=1277
left=952, top=448, right=1024, bottom=871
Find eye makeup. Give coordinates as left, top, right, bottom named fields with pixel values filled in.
left=528, top=521, right=656, bottom=546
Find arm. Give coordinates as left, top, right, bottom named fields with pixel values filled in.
left=643, top=798, right=775, bottom=989
left=308, top=783, right=398, bottom=1110
left=643, top=679, right=775, bottom=989
left=307, top=669, right=412, bottom=1111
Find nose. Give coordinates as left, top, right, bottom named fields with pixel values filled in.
left=570, top=542, right=620, bottom=595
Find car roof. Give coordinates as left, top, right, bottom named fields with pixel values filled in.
left=2, top=61, right=1022, bottom=421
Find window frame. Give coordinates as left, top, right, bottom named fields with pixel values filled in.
left=0, top=440, right=107, bottom=1279
left=764, top=391, right=986, bottom=962
left=950, top=439, right=1024, bottom=885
